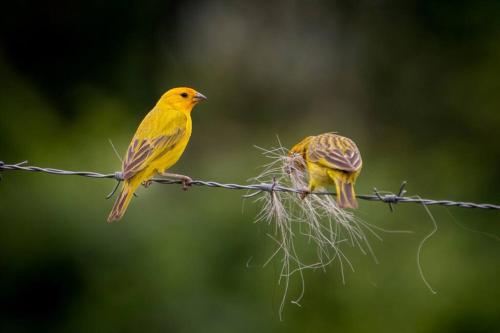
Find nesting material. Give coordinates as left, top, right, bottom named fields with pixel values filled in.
left=250, top=143, right=380, bottom=318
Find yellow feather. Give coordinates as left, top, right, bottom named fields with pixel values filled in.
left=107, top=87, right=206, bottom=222
left=291, top=132, right=362, bottom=209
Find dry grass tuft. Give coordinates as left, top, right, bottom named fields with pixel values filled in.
left=250, top=140, right=381, bottom=319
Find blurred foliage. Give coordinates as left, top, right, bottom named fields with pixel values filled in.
left=0, top=0, right=499, bottom=332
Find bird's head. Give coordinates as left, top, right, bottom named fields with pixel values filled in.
left=286, top=136, right=313, bottom=173
left=289, top=136, right=313, bottom=158
left=158, top=87, right=207, bottom=112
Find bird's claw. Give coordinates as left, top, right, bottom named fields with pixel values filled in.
left=181, top=176, right=193, bottom=191
left=299, top=189, right=310, bottom=200
left=142, top=180, right=153, bottom=188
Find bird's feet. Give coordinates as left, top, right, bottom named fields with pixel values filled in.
left=180, top=175, right=193, bottom=191
left=159, top=172, right=193, bottom=191
left=299, top=189, right=310, bottom=200
left=142, top=180, right=153, bottom=188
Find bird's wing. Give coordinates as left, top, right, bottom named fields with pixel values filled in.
left=307, top=134, right=362, bottom=172
left=122, top=109, right=187, bottom=180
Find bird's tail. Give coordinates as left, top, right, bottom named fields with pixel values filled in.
left=328, top=171, right=358, bottom=209
left=107, top=181, right=136, bottom=222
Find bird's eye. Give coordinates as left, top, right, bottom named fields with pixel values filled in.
left=180, top=92, right=188, bottom=98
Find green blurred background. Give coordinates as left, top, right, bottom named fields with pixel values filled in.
left=0, top=0, right=499, bottom=332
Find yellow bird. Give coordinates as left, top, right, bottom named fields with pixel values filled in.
left=289, top=133, right=362, bottom=208
left=107, top=87, right=207, bottom=222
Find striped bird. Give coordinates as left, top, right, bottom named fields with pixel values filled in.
left=289, top=132, right=363, bottom=208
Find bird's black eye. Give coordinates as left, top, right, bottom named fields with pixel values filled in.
left=180, top=92, right=188, bottom=98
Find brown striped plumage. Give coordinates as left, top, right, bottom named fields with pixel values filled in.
left=122, top=130, right=184, bottom=180
left=290, top=133, right=362, bottom=208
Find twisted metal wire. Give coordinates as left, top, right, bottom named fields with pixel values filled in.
left=1, top=161, right=500, bottom=211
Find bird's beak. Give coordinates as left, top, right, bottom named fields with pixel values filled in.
left=193, top=91, right=207, bottom=102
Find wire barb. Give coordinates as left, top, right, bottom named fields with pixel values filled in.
left=106, top=181, right=122, bottom=199
left=373, top=182, right=408, bottom=212
left=0, top=161, right=499, bottom=210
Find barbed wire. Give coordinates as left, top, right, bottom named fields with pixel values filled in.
left=1, top=161, right=500, bottom=211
